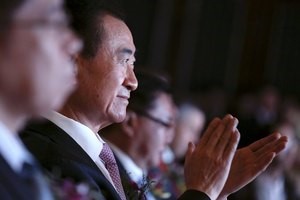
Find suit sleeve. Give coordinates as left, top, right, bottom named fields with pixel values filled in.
left=178, top=189, right=211, bottom=200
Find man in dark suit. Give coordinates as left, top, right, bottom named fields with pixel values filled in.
left=0, top=0, right=81, bottom=199
left=22, top=0, right=138, bottom=199
left=21, top=0, right=288, bottom=200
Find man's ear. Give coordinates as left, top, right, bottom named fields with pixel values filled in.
left=121, top=111, right=138, bottom=138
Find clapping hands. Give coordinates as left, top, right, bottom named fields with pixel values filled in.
left=183, top=114, right=288, bottom=200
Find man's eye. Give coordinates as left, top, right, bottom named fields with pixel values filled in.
left=120, top=58, right=129, bottom=64
left=120, top=58, right=134, bottom=67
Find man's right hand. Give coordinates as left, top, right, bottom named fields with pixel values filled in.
left=184, top=115, right=240, bottom=200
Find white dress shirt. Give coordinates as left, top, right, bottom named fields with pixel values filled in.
left=45, top=111, right=115, bottom=187
left=0, top=121, right=53, bottom=200
left=0, top=121, right=33, bottom=173
left=108, top=142, right=144, bottom=184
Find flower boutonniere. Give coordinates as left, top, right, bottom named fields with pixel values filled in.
left=45, top=169, right=105, bottom=200
left=122, top=173, right=155, bottom=200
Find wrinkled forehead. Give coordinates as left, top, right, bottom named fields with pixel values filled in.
left=101, top=14, right=136, bottom=51
left=14, top=0, right=65, bottom=21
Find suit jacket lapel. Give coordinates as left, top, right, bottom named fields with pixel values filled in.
left=21, top=119, right=122, bottom=200
left=24, top=119, right=100, bottom=168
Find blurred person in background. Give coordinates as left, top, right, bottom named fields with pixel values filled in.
left=229, top=119, right=300, bottom=200
left=19, top=0, right=288, bottom=199
left=101, top=70, right=177, bottom=200
left=255, top=121, right=300, bottom=200
left=171, top=102, right=206, bottom=164
left=19, top=0, right=243, bottom=199
left=0, top=0, right=81, bottom=199
left=236, top=86, right=281, bottom=148
left=102, top=69, right=288, bottom=200
left=255, top=86, right=280, bottom=128
left=21, top=0, right=138, bottom=199
left=151, top=102, right=207, bottom=197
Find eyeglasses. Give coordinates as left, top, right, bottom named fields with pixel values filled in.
left=24, top=20, right=68, bottom=28
left=135, top=109, right=173, bottom=128
left=3, top=18, right=70, bottom=31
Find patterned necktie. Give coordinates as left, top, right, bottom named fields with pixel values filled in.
left=99, top=143, right=127, bottom=200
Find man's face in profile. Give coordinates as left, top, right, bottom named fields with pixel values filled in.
left=75, top=14, right=138, bottom=127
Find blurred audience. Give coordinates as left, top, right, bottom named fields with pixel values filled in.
left=0, top=0, right=294, bottom=199
left=229, top=119, right=300, bottom=200
left=101, top=70, right=177, bottom=199
left=216, top=84, right=300, bottom=200
left=150, top=102, right=207, bottom=197
left=0, top=0, right=290, bottom=199
left=102, top=70, right=288, bottom=200
left=19, top=0, right=246, bottom=199
left=171, top=102, right=206, bottom=163
left=235, top=86, right=281, bottom=148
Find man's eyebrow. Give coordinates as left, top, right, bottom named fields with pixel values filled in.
left=118, top=48, right=135, bottom=56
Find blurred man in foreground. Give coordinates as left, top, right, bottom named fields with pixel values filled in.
left=0, top=0, right=81, bottom=199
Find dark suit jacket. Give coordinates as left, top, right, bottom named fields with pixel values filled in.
left=20, top=119, right=210, bottom=200
left=114, top=148, right=210, bottom=200
left=20, top=119, right=121, bottom=200
left=0, top=154, right=37, bottom=200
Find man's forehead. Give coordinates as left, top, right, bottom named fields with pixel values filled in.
left=152, top=95, right=174, bottom=116
left=102, top=14, right=134, bottom=40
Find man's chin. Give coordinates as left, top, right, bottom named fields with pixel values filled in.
left=111, top=112, right=127, bottom=123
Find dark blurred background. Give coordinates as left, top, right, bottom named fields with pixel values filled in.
left=121, top=1, right=300, bottom=198
left=121, top=0, right=300, bottom=104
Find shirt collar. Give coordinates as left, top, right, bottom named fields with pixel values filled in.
left=0, top=121, right=33, bottom=172
left=44, top=111, right=105, bottom=162
left=108, top=142, right=145, bottom=183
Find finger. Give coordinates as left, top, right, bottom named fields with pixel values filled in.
left=205, top=115, right=232, bottom=149
left=248, top=132, right=282, bottom=152
left=223, top=129, right=240, bottom=163
left=199, top=117, right=221, bottom=145
left=185, top=142, right=195, bottom=161
left=255, top=136, right=288, bottom=158
left=215, top=116, right=238, bottom=154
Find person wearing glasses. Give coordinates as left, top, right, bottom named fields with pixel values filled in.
left=100, top=69, right=287, bottom=200
left=100, top=69, right=177, bottom=200
left=0, top=0, right=81, bottom=199
left=21, top=0, right=138, bottom=199
left=20, top=0, right=288, bottom=199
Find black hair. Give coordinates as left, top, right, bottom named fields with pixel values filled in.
left=128, top=69, right=173, bottom=113
left=0, top=0, right=25, bottom=29
left=64, top=0, right=125, bottom=58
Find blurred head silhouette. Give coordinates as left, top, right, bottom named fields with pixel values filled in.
left=0, top=0, right=81, bottom=131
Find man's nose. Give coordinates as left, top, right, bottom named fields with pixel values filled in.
left=124, top=67, right=138, bottom=91
left=63, top=28, right=83, bottom=56
left=66, top=31, right=83, bottom=56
